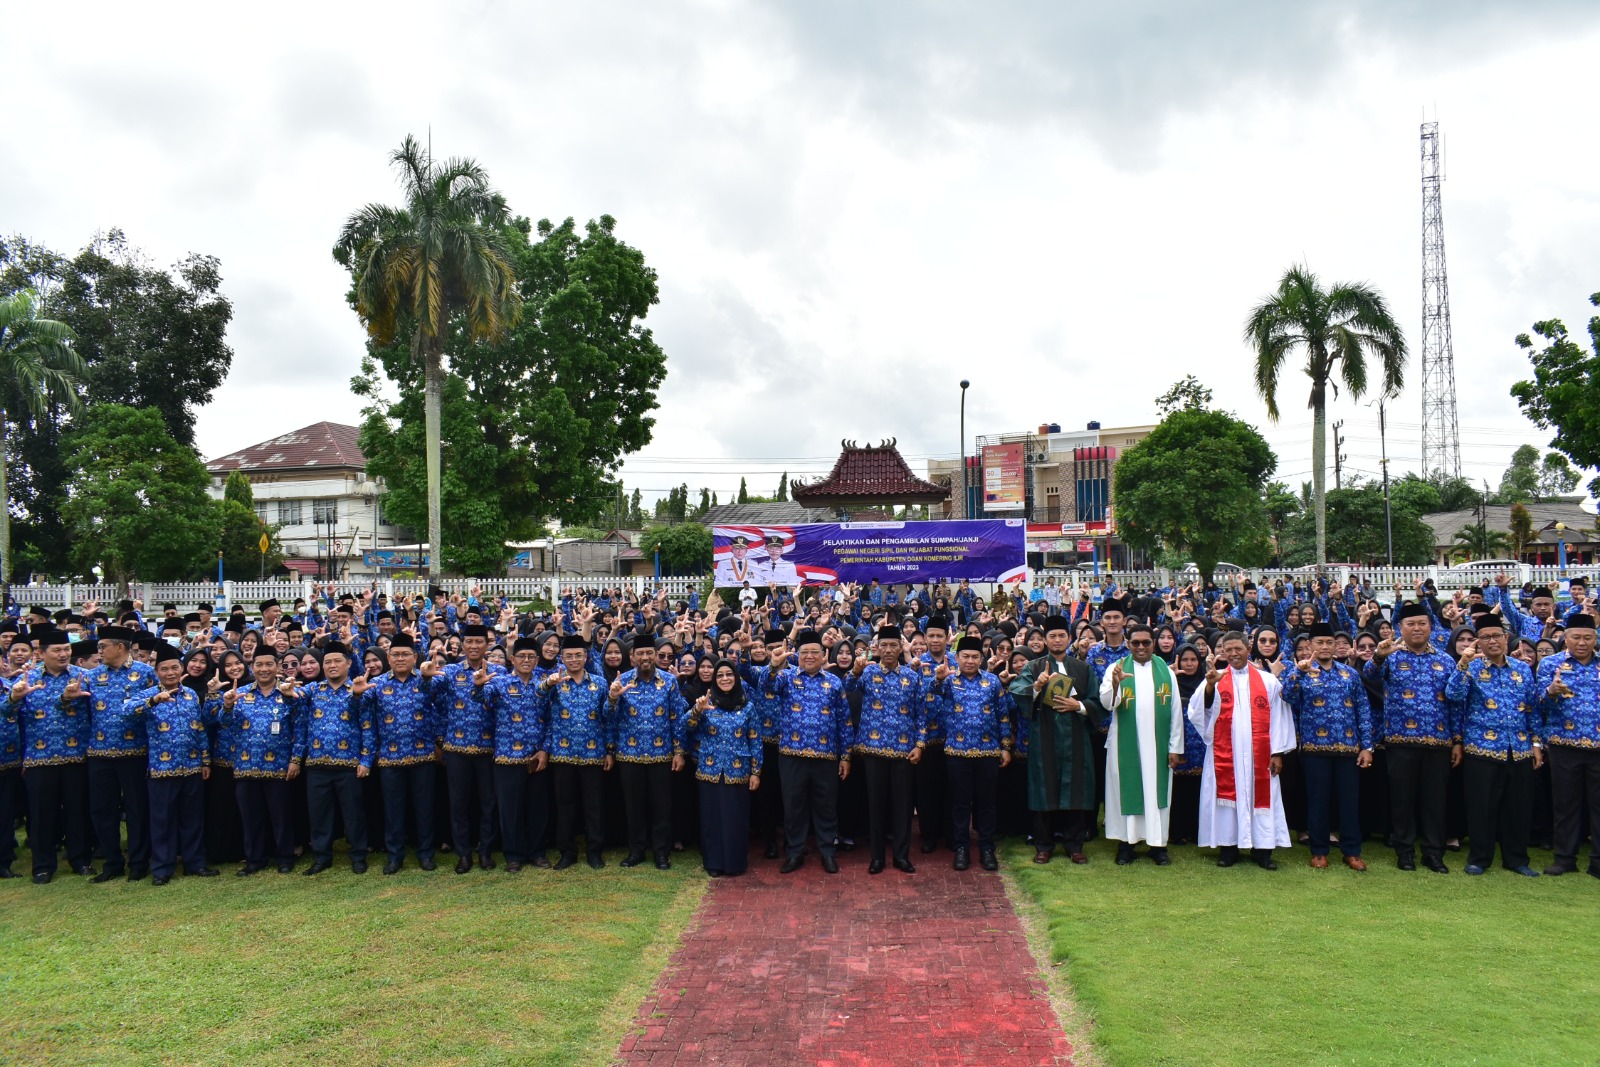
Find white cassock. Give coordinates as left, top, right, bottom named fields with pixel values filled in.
left=1099, top=660, right=1185, bottom=846
left=1186, top=665, right=1296, bottom=849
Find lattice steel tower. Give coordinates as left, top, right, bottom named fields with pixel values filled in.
left=1420, top=121, right=1461, bottom=478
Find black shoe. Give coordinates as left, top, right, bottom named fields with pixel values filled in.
left=706, top=869, right=724, bottom=878
left=1115, top=844, right=1136, bottom=865
left=554, top=854, right=577, bottom=871
left=0, top=866, right=17, bottom=879
left=91, top=869, right=123, bottom=884
left=979, top=849, right=998, bottom=872
left=1543, top=862, right=1576, bottom=876
left=128, top=868, right=148, bottom=882
left=304, top=859, right=332, bottom=877
left=1397, top=854, right=1416, bottom=871
left=780, top=855, right=804, bottom=874
left=383, top=860, right=403, bottom=875
left=351, top=859, right=368, bottom=874
left=32, top=871, right=52, bottom=884
left=953, top=847, right=971, bottom=871
left=868, top=858, right=886, bottom=875
left=455, top=856, right=473, bottom=875
left=1217, top=846, right=1239, bottom=868
left=236, top=864, right=263, bottom=877
left=276, top=862, right=294, bottom=874
left=1253, top=850, right=1277, bottom=871
left=654, top=854, right=671, bottom=871
left=587, top=851, right=605, bottom=870
left=1151, top=848, right=1172, bottom=866
left=1423, top=858, right=1449, bottom=874
left=152, top=875, right=171, bottom=886
left=418, top=857, right=436, bottom=871
left=921, top=840, right=939, bottom=854
left=530, top=854, right=551, bottom=869
left=820, top=854, right=839, bottom=874
left=478, top=852, right=495, bottom=871
left=190, top=866, right=220, bottom=877
left=75, top=865, right=96, bottom=877
left=619, top=853, right=646, bottom=869
left=894, top=859, right=916, bottom=874
left=763, top=842, right=780, bottom=860
left=505, top=861, right=523, bottom=873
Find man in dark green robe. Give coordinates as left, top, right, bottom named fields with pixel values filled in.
left=1010, top=616, right=1105, bottom=864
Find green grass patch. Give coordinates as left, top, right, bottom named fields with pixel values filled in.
left=0, top=847, right=703, bottom=1066
left=1007, top=839, right=1599, bottom=1066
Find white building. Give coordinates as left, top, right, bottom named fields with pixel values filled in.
left=205, top=422, right=410, bottom=579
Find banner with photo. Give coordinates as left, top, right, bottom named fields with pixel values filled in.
left=712, top=520, right=1027, bottom=588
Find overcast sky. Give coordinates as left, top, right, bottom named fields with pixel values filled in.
left=10, top=2, right=1600, bottom=505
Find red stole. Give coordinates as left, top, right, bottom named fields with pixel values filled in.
left=1214, top=666, right=1272, bottom=810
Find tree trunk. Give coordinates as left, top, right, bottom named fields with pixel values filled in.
left=423, top=337, right=444, bottom=583
left=1311, top=382, right=1328, bottom=565
left=0, top=404, right=10, bottom=602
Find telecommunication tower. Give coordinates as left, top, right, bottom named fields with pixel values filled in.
left=1419, top=121, right=1462, bottom=479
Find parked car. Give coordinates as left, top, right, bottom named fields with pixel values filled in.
left=1450, top=559, right=1522, bottom=571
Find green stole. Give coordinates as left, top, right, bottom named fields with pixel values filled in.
left=1113, top=656, right=1174, bottom=816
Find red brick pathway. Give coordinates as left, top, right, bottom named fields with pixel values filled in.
left=617, top=847, right=1075, bottom=1066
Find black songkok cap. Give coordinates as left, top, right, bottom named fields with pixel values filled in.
left=1042, top=616, right=1071, bottom=634
left=793, top=630, right=824, bottom=651
left=1396, top=601, right=1432, bottom=623
left=877, top=626, right=901, bottom=641
left=153, top=642, right=183, bottom=664
left=955, top=635, right=984, bottom=654
left=1565, top=615, right=1596, bottom=631
left=561, top=634, right=590, bottom=651
left=1307, top=622, right=1336, bottom=639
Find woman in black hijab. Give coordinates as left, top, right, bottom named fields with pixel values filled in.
left=1169, top=644, right=1208, bottom=845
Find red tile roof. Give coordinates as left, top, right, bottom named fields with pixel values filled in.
left=791, top=439, right=949, bottom=504
left=207, top=422, right=365, bottom=474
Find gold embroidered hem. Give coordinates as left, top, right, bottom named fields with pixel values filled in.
left=1300, top=743, right=1360, bottom=755
left=1463, top=744, right=1536, bottom=762
left=87, top=747, right=148, bottom=760
left=851, top=745, right=914, bottom=759
left=1383, top=735, right=1452, bottom=748
left=696, top=771, right=754, bottom=784
left=304, top=757, right=362, bottom=769
left=376, top=755, right=436, bottom=768
left=22, top=755, right=88, bottom=768
left=149, top=767, right=207, bottom=779
left=232, top=768, right=293, bottom=779
left=441, top=743, right=493, bottom=756
left=548, top=755, right=607, bottom=766
left=614, top=754, right=672, bottom=764
left=777, top=746, right=841, bottom=760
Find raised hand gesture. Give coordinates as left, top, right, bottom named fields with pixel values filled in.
left=934, top=662, right=950, bottom=684
left=474, top=668, right=492, bottom=688
left=149, top=687, right=175, bottom=706
left=1033, top=660, right=1054, bottom=693
left=1296, top=658, right=1316, bottom=674
left=1205, top=658, right=1223, bottom=685
left=62, top=678, right=86, bottom=701
left=351, top=672, right=371, bottom=696
left=609, top=678, right=624, bottom=702
left=1110, top=659, right=1125, bottom=688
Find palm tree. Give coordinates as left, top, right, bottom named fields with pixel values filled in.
left=0, top=289, right=84, bottom=593
left=1246, top=266, right=1407, bottom=565
left=333, top=135, right=522, bottom=581
left=1452, top=522, right=1511, bottom=562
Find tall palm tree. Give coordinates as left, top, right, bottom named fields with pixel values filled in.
left=0, top=289, right=84, bottom=593
left=1246, top=265, right=1407, bottom=565
left=1452, top=522, right=1511, bottom=562
left=333, top=135, right=522, bottom=581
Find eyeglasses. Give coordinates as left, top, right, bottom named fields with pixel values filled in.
left=1128, top=639, right=1153, bottom=648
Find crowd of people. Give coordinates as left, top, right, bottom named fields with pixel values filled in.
left=2, top=570, right=1596, bottom=886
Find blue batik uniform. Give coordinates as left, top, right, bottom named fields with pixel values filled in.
left=14, top=665, right=93, bottom=767
left=611, top=668, right=688, bottom=764
left=1536, top=652, right=1600, bottom=750
left=219, top=683, right=304, bottom=778
left=360, top=672, right=438, bottom=767
left=1085, top=640, right=1133, bottom=691
left=739, top=661, right=784, bottom=745
left=129, top=686, right=216, bottom=777
left=755, top=666, right=853, bottom=759
left=683, top=701, right=764, bottom=784
left=1281, top=661, right=1374, bottom=753
left=936, top=671, right=1013, bottom=756
left=84, top=661, right=158, bottom=759
left=295, top=680, right=374, bottom=770
left=1487, top=586, right=1553, bottom=645
left=542, top=672, right=612, bottom=765
left=430, top=662, right=504, bottom=755
left=1447, top=657, right=1541, bottom=761
left=1363, top=647, right=1455, bottom=747
left=477, top=673, right=548, bottom=764
left=1, top=679, right=23, bottom=770
left=847, top=663, right=926, bottom=757
left=913, top=650, right=957, bottom=746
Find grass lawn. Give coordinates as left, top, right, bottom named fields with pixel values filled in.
left=0, top=846, right=703, bottom=1067
left=1008, top=838, right=1600, bottom=1067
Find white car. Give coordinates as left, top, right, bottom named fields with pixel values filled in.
left=1450, top=559, right=1522, bottom=570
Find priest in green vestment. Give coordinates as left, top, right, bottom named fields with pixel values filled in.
left=1010, top=616, right=1105, bottom=864
left=1097, top=623, right=1185, bottom=865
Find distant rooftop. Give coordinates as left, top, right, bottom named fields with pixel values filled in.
left=702, top=501, right=833, bottom=526
left=791, top=439, right=949, bottom=505
left=207, top=422, right=365, bottom=474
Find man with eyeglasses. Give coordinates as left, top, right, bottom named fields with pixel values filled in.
left=1100, top=624, right=1184, bottom=866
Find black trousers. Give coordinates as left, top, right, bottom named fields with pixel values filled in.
left=1302, top=752, right=1363, bottom=857
left=306, top=766, right=368, bottom=863
left=618, top=761, right=672, bottom=857
left=779, top=754, right=839, bottom=860
left=235, top=777, right=295, bottom=866
left=379, top=762, right=436, bottom=863
left=699, top=780, right=752, bottom=875
left=1464, top=755, right=1534, bottom=871
left=861, top=754, right=915, bottom=865
left=1170, top=774, right=1202, bottom=845
left=148, top=774, right=206, bottom=879
left=948, top=754, right=1000, bottom=852
left=0, top=768, right=20, bottom=869
left=755, top=743, right=784, bottom=845
left=204, top=764, right=244, bottom=864
left=1549, top=746, right=1600, bottom=867
left=1032, top=808, right=1092, bottom=853
left=1359, top=748, right=1391, bottom=843
left=88, top=755, right=150, bottom=874
left=25, top=761, right=92, bottom=875
left=492, top=763, right=549, bottom=863
left=1387, top=744, right=1450, bottom=862
left=444, top=752, right=497, bottom=857
left=914, top=742, right=950, bottom=848
left=552, top=762, right=606, bottom=858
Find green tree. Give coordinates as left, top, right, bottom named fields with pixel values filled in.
left=1114, top=407, right=1277, bottom=586
left=1510, top=292, right=1600, bottom=495
left=1279, top=482, right=1435, bottom=566
left=640, top=522, right=712, bottom=574
left=697, top=487, right=711, bottom=516
left=1246, top=265, right=1407, bottom=564
left=60, top=404, right=217, bottom=587
left=776, top=472, right=788, bottom=500
left=1155, top=374, right=1214, bottom=416
left=1452, top=522, right=1512, bottom=562
left=1508, top=503, right=1535, bottom=559
left=334, top=135, right=523, bottom=581
left=737, top=477, right=749, bottom=504
left=216, top=472, right=283, bottom=579
left=1263, top=481, right=1301, bottom=551
left=1539, top=452, right=1580, bottom=500
left=629, top=488, right=644, bottom=528
left=0, top=289, right=83, bottom=585
left=1496, top=444, right=1541, bottom=504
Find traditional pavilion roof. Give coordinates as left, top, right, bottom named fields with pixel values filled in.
left=790, top=439, right=950, bottom=506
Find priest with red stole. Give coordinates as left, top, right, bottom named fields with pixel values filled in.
left=1187, top=628, right=1297, bottom=869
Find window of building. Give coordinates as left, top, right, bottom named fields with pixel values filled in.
left=312, top=499, right=337, bottom=524
left=278, top=499, right=303, bottom=526
left=254, top=503, right=268, bottom=524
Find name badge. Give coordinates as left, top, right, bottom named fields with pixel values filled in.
left=270, top=721, right=281, bottom=735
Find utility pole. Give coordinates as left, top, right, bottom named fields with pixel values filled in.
left=959, top=380, right=970, bottom=519
left=1377, top=401, right=1394, bottom=570
left=1332, top=420, right=1347, bottom=490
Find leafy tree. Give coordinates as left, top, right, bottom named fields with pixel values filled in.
left=738, top=477, right=749, bottom=504
left=629, top=488, right=644, bottom=528
left=1496, top=444, right=1541, bottom=505
left=1539, top=452, right=1580, bottom=500
left=1246, top=265, right=1407, bottom=564
left=60, top=405, right=217, bottom=587
left=334, top=135, right=523, bottom=581
left=1508, top=503, right=1535, bottom=559
left=1278, top=482, right=1435, bottom=566
left=0, top=289, right=83, bottom=585
left=776, top=472, right=789, bottom=500
left=1511, top=292, right=1600, bottom=495
left=1452, top=522, right=1512, bottom=562
left=1114, top=407, right=1277, bottom=585
left=697, top=487, right=710, bottom=516
left=1263, top=481, right=1301, bottom=551
left=217, top=473, right=283, bottom=580
left=1155, top=375, right=1214, bottom=416
left=640, top=522, right=712, bottom=574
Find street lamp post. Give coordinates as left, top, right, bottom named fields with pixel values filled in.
left=959, top=379, right=970, bottom=519
left=1556, top=522, right=1568, bottom=574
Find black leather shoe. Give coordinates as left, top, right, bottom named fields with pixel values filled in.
left=454, top=856, right=473, bottom=875
left=920, top=840, right=939, bottom=854
left=763, top=842, right=780, bottom=860
left=32, top=871, right=52, bottom=884
left=780, top=855, right=804, bottom=874
left=128, top=868, right=148, bottom=881
left=92, top=869, right=122, bottom=884
left=1397, top=854, right=1417, bottom=871
left=1217, top=846, right=1239, bottom=868
left=190, top=867, right=220, bottom=877
left=619, top=853, right=646, bottom=868
left=75, top=865, right=96, bottom=877
left=868, top=858, right=886, bottom=875
left=478, top=852, right=495, bottom=871
left=894, top=859, right=916, bottom=874
left=236, top=864, right=262, bottom=877
left=1115, top=845, right=1136, bottom=865
left=0, top=866, right=17, bottom=879
left=979, top=849, right=999, bottom=872
left=953, top=847, right=970, bottom=871
left=1150, top=848, right=1172, bottom=866
left=1543, top=863, right=1575, bottom=876
left=1253, top=850, right=1278, bottom=871
left=820, top=854, right=839, bottom=874
left=418, top=857, right=436, bottom=871
left=276, top=862, right=294, bottom=874
left=587, top=851, right=605, bottom=870
left=383, top=860, right=403, bottom=875
left=1422, top=858, right=1449, bottom=874
left=304, top=859, right=332, bottom=877
left=530, top=854, right=551, bottom=869
left=152, top=875, right=171, bottom=886
left=554, top=854, right=577, bottom=871
left=654, top=854, right=671, bottom=871
left=1589, top=862, right=1600, bottom=880
left=505, top=861, right=523, bottom=873
left=351, top=859, right=368, bottom=874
